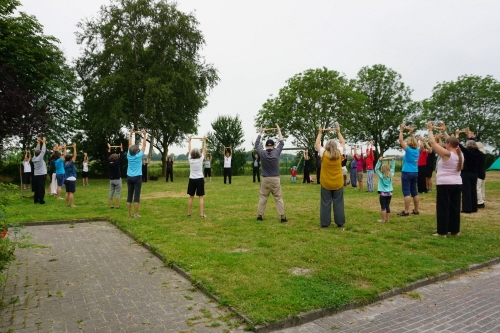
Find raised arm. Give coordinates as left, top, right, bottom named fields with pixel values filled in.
left=315, top=125, right=323, bottom=152
left=399, top=123, right=407, bottom=150
left=141, top=130, right=147, bottom=152
left=202, top=136, right=207, bottom=157
left=187, top=135, right=192, bottom=154
left=337, top=125, right=345, bottom=151
left=71, top=143, right=77, bottom=161
left=427, top=121, right=449, bottom=158
left=276, top=123, right=283, bottom=142
left=107, top=143, right=111, bottom=153
left=128, top=128, right=134, bottom=147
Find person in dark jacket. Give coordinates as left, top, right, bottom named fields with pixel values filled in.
left=107, top=143, right=124, bottom=209
left=251, top=150, right=260, bottom=183
left=455, top=129, right=481, bottom=213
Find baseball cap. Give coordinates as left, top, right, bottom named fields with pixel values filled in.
left=265, top=139, right=275, bottom=146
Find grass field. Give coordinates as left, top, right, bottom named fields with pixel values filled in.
left=4, top=169, right=500, bottom=325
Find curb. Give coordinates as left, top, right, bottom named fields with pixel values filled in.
left=19, top=220, right=500, bottom=332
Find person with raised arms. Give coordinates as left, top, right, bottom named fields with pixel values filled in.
left=108, top=143, right=124, bottom=209
left=63, top=143, right=78, bottom=207
left=397, top=123, right=420, bottom=216
left=187, top=135, right=207, bottom=217
left=254, top=124, right=287, bottom=223
left=32, top=137, right=47, bottom=204
left=127, top=129, right=147, bottom=218
left=315, top=124, right=346, bottom=228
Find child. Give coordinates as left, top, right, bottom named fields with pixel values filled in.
left=22, top=150, right=32, bottom=190
left=82, top=153, right=90, bottom=186
left=375, top=156, right=396, bottom=222
left=290, top=166, right=297, bottom=183
left=365, top=142, right=375, bottom=192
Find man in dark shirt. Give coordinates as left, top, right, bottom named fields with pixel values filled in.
left=108, top=143, right=124, bottom=208
left=254, top=124, right=287, bottom=223
left=251, top=150, right=261, bottom=183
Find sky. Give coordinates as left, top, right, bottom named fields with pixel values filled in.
left=20, top=0, right=500, bottom=155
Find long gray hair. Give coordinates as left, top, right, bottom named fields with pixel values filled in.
left=128, top=144, right=140, bottom=156
left=324, top=140, right=341, bottom=160
left=190, top=148, right=201, bottom=159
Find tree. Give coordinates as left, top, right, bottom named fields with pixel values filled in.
left=254, top=67, right=364, bottom=151
left=207, top=115, right=246, bottom=175
left=0, top=0, right=77, bottom=152
left=75, top=0, right=218, bottom=175
left=422, top=75, right=500, bottom=152
left=352, top=64, right=417, bottom=158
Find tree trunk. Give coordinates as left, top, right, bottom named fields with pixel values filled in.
left=161, top=140, right=169, bottom=177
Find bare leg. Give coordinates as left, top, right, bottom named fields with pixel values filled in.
left=133, top=202, right=139, bottom=215
left=380, top=210, right=386, bottom=222
left=199, top=196, right=204, bottom=216
left=57, top=186, right=63, bottom=199
left=115, top=198, right=120, bottom=208
left=404, top=196, right=411, bottom=213
left=69, top=193, right=75, bottom=207
left=413, top=195, right=419, bottom=212
left=127, top=202, right=131, bottom=216
left=187, top=196, right=194, bottom=215
left=386, top=212, right=391, bottom=222
left=109, top=199, right=114, bottom=208
left=65, top=192, right=70, bottom=206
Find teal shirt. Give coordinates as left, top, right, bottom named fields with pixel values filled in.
left=375, top=159, right=395, bottom=193
left=127, top=150, right=144, bottom=177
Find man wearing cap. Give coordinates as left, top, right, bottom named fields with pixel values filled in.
left=254, top=124, right=287, bottom=222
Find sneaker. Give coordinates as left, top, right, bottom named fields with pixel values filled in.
left=477, top=203, right=485, bottom=209
left=397, top=211, right=410, bottom=216
left=133, top=214, right=141, bottom=218
left=411, top=210, right=420, bottom=215
left=280, top=217, right=288, bottom=223
left=257, top=216, right=263, bottom=221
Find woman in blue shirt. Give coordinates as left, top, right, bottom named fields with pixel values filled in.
left=127, top=129, right=147, bottom=218
left=397, top=124, right=420, bottom=216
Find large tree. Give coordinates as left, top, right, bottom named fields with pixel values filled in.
left=207, top=115, right=247, bottom=175
left=254, top=67, right=364, bottom=150
left=422, top=75, right=500, bottom=152
left=352, top=64, right=417, bottom=158
left=75, top=0, right=218, bottom=175
left=0, top=0, right=77, bottom=151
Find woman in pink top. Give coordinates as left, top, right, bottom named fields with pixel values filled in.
left=427, top=122, right=463, bottom=237
left=353, top=146, right=364, bottom=191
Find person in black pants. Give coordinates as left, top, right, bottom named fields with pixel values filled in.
left=32, top=137, right=47, bottom=204
left=302, top=149, right=311, bottom=183
left=223, top=148, right=232, bottom=184
left=314, top=149, right=321, bottom=184
left=251, top=151, right=260, bottom=182
left=166, top=156, right=174, bottom=182
left=455, top=129, right=481, bottom=213
left=142, top=158, right=148, bottom=182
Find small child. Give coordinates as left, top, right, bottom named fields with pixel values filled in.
left=82, top=153, right=90, bottom=186
left=375, top=156, right=396, bottom=222
left=22, top=150, right=32, bottom=190
left=290, top=166, right=297, bottom=183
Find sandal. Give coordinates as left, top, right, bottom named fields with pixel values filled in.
left=397, top=211, right=410, bottom=216
left=200, top=214, right=207, bottom=218
left=432, top=233, right=447, bottom=238
left=411, top=210, right=420, bottom=215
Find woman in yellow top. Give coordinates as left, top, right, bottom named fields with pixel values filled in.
left=315, top=124, right=346, bottom=228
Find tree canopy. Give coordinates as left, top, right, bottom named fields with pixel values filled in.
left=254, top=67, right=363, bottom=150
left=0, top=0, right=77, bottom=151
left=422, top=75, right=500, bottom=153
left=75, top=0, right=218, bottom=175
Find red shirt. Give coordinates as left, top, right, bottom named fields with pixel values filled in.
left=290, top=169, right=297, bottom=177
left=365, top=148, right=374, bottom=170
left=418, top=151, right=428, bottom=166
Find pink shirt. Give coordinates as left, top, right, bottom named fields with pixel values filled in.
left=436, top=152, right=463, bottom=185
left=354, top=153, right=364, bottom=172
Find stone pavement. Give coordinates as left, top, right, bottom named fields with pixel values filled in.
left=275, top=263, right=500, bottom=333
left=0, top=222, right=245, bottom=333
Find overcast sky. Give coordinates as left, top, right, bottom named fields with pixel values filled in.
left=21, top=0, right=500, bottom=155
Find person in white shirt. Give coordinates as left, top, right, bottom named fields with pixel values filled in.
left=187, top=136, right=207, bottom=217
left=82, top=153, right=90, bottom=186
left=22, top=150, right=32, bottom=190
left=204, top=156, right=212, bottom=182
left=223, top=147, right=232, bottom=184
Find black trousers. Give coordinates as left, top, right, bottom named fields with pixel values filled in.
left=303, top=169, right=310, bottom=183
left=253, top=167, right=260, bottom=182
left=417, top=165, right=427, bottom=193
left=33, top=174, right=46, bottom=203
left=316, top=167, right=321, bottom=184
left=166, top=169, right=173, bottom=182
left=224, top=168, right=232, bottom=184
left=436, top=184, right=461, bottom=235
left=461, top=171, right=478, bottom=213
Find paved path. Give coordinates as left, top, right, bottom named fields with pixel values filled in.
left=275, top=264, right=500, bottom=333
left=0, top=222, right=245, bottom=333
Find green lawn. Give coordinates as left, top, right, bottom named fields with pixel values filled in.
left=5, top=171, right=500, bottom=325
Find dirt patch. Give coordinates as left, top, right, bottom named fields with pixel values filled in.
left=230, top=248, right=250, bottom=253
left=290, top=267, right=312, bottom=276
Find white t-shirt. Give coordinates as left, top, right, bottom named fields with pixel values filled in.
left=204, top=160, right=211, bottom=168
left=224, top=156, right=232, bottom=168
left=189, top=154, right=204, bottom=179
left=23, top=161, right=31, bottom=173
left=83, top=161, right=88, bottom=172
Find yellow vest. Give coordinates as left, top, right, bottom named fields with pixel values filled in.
left=321, top=151, right=343, bottom=190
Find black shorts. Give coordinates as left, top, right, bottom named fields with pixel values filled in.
left=187, top=178, right=205, bottom=196
left=424, top=167, right=433, bottom=179
left=204, top=168, right=211, bottom=177
left=22, top=172, right=31, bottom=184
left=82, top=171, right=89, bottom=178
left=64, top=180, right=76, bottom=193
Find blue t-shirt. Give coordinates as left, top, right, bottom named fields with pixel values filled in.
left=402, top=147, right=419, bottom=173
left=55, top=158, right=65, bottom=175
left=127, top=150, right=144, bottom=177
left=64, top=161, right=77, bottom=179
